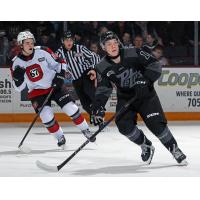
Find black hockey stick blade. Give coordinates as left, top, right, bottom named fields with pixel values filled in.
left=36, top=95, right=137, bottom=172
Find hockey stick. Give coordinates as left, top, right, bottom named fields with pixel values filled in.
left=18, top=87, right=54, bottom=153
left=36, top=95, right=137, bottom=172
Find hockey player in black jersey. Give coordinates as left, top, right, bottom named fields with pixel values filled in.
left=90, top=31, right=187, bottom=165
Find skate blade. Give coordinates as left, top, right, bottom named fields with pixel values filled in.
left=18, top=145, right=32, bottom=154
left=60, top=144, right=67, bottom=150
left=145, top=147, right=155, bottom=165
left=178, top=159, right=188, bottom=166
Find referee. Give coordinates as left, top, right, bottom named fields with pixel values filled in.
left=56, top=31, right=100, bottom=118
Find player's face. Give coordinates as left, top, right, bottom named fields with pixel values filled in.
left=63, top=38, right=74, bottom=50
left=22, top=39, right=34, bottom=56
left=104, top=39, right=119, bottom=57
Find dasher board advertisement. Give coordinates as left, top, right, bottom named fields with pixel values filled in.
left=1, top=67, right=200, bottom=113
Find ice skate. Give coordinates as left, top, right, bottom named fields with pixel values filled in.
left=82, top=129, right=96, bottom=142
left=141, top=143, right=155, bottom=165
left=171, top=145, right=188, bottom=166
left=57, top=135, right=66, bottom=150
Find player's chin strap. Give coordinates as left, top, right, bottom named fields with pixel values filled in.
left=36, top=94, right=137, bottom=172
left=107, top=52, right=120, bottom=59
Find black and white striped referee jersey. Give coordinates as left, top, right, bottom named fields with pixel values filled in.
left=56, top=44, right=100, bottom=80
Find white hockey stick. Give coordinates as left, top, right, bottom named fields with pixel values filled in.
left=36, top=160, right=58, bottom=172
left=18, top=145, right=32, bottom=154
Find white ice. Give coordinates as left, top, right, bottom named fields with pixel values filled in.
left=0, top=121, right=199, bottom=177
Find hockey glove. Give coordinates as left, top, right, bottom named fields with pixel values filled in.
left=133, top=77, right=150, bottom=99
left=52, top=70, right=65, bottom=89
left=90, top=106, right=106, bottom=126
left=13, top=66, right=26, bottom=87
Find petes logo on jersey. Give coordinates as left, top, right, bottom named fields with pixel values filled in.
left=107, top=70, right=115, bottom=77
left=38, top=57, right=45, bottom=62
left=118, top=67, right=124, bottom=71
left=116, top=69, right=142, bottom=88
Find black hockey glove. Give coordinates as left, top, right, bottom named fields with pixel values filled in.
left=13, top=66, right=26, bottom=87
left=90, top=106, right=106, bottom=126
left=52, top=69, right=65, bottom=89
left=133, top=77, right=151, bottom=99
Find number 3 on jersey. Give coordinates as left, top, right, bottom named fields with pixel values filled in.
left=26, top=64, right=43, bottom=82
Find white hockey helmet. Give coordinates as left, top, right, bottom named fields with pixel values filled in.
left=17, top=31, right=36, bottom=45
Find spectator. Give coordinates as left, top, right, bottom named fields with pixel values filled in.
left=35, top=21, right=55, bottom=39
left=3, top=21, right=33, bottom=41
left=146, top=33, right=158, bottom=47
left=0, top=30, right=9, bottom=65
left=184, top=21, right=200, bottom=46
left=152, top=45, right=169, bottom=66
left=37, top=31, right=59, bottom=51
left=132, top=21, right=148, bottom=39
left=143, top=32, right=160, bottom=53
left=89, top=41, right=100, bottom=54
left=50, top=21, right=63, bottom=40
left=7, top=38, right=21, bottom=60
left=133, top=35, right=144, bottom=48
left=122, top=32, right=133, bottom=47
left=98, top=26, right=109, bottom=36
left=114, top=21, right=132, bottom=39
left=157, top=22, right=186, bottom=47
left=90, top=21, right=101, bottom=38
left=106, top=21, right=117, bottom=31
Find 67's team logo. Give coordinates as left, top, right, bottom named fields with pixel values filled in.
left=26, top=64, right=43, bottom=82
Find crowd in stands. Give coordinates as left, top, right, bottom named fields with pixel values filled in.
left=0, top=21, right=198, bottom=66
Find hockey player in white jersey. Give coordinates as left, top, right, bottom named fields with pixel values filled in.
left=11, top=31, right=96, bottom=149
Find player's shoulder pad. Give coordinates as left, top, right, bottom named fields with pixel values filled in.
left=34, top=46, right=53, bottom=54
left=35, top=46, right=60, bottom=61
left=11, top=55, right=18, bottom=63
left=123, top=47, right=138, bottom=58
left=95, top=57, right=112, bottom=74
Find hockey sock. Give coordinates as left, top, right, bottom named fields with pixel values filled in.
left=71, top=110, right=89, bottom=131
left=62, top=102, right=89, bottom=131
left=157, top=126, right=178, bottom=151
left=126, top=127, right=151, bottom=146
left=39, top=106, right=64, bottom=140
left=44, top=118, right=64, bottom=140
left=50, top=127, right=64, bottom=141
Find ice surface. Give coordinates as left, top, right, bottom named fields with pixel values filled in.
left=0, top=121, right=199, bottom=177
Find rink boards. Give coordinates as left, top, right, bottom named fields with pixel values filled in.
left=1, top=67, right=200, bottom=122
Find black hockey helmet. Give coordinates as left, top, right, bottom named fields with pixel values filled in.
left=61, top=31, right=74, bottom=43
left=100, top=31, right=122, bottom=48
